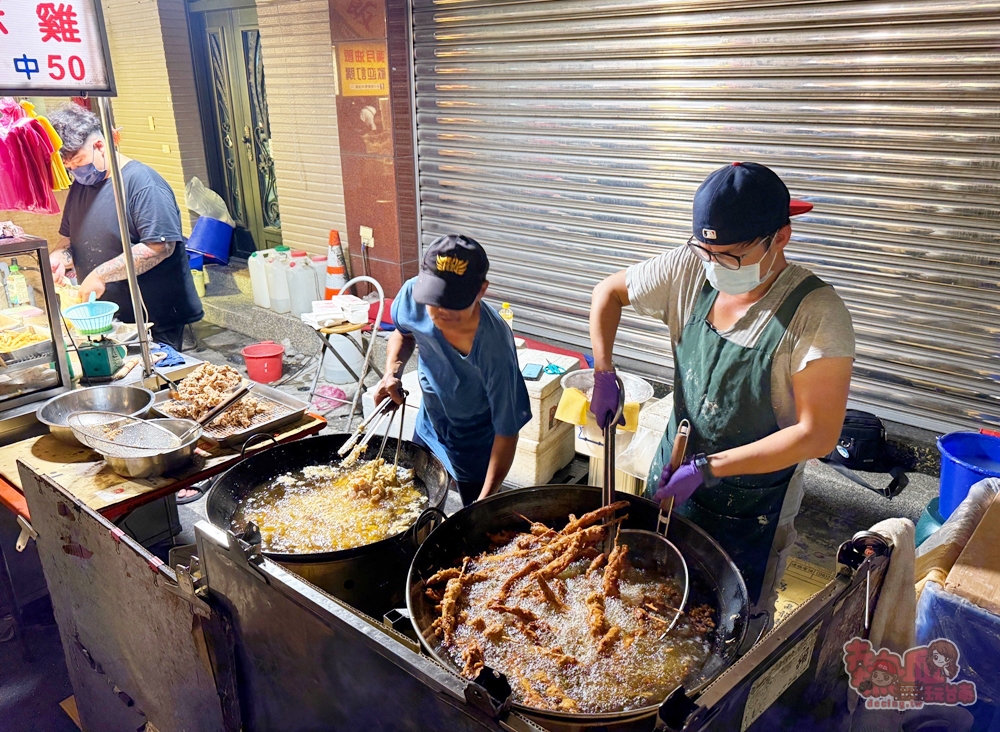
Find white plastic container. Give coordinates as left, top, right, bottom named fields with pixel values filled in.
left=264, top=254, right=290, bottom=313
left=247, top=251, right=270, bottom=309
left=310, top=255, right=327, bottom=299
left=323, top=330, right=366, bottom=384
left=287, top=261, right=317, bottom=317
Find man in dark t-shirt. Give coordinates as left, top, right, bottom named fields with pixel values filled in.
left=49, top=103, right=202, bottom=350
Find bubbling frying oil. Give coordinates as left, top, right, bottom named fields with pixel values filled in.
left=438, top=541, right=713, bottom=714
left=233, top=460, right=427, bottom=553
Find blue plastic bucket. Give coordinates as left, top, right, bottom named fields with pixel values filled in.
left=187, top=251, right=204, bottom=270
left=937, top=432, right=1000, bottom=519
left=186, top=216, right=233, bottom=264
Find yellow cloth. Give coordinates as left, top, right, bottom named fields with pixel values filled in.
left=20, top=101, right=71, bottom=192
left=555, top=387, right=641, bottom=431
left=555, top=387, right=589, bottom=426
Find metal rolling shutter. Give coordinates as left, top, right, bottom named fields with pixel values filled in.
left=410, top=0, right=1000, bottom=433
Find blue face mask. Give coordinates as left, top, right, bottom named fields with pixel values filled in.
left=69, top=144, right=106, bottom=186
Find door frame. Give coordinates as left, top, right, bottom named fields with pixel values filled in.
left=187, top=0, right=277, bottom=257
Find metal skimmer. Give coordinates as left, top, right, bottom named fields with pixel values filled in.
left=68, top=411, right=181, bottom=458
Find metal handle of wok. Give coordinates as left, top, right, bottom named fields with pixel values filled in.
left=409, top=506, right=447, bottom=549
left=240, top=432, right=279, bottom=458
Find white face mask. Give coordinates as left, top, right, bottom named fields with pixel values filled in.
left=702, top=242, right=778, bottom=295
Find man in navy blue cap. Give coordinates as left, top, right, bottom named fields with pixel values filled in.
left=373, top=234, right=531, bottom=505
left=589, top=162, right=855, bottom=620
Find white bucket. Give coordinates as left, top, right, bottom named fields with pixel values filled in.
left=323, top=330, right=366, bottom=384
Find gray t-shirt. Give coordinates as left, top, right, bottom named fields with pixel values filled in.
left=625, top=245, right=855, bottom=429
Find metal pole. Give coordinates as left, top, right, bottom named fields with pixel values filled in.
left=97, top=96, right=153, bottom=377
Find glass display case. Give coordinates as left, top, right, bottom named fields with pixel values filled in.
left=0, top=235, right=71, bottom=412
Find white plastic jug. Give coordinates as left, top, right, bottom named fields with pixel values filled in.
left=311, top=255, right=327, bottom=299
left=323, top=330, right=366, bottom=384
left=264, top=254, right=290, bottom=313
left=248, top=251, right=270, bottom=309
left=288, top=261, right=317, bottom=317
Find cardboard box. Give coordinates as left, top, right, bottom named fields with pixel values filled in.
left=944, top=491, right=1000, bottom=616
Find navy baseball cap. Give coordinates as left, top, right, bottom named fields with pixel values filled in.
left=692, top=162, right=813, bottom=246
left=413, top=234, right=489, bottom=310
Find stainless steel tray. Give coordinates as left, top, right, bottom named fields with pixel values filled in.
left=0, top=325, right=55, bottom=362
left=151, top=382, right=310, bottom=447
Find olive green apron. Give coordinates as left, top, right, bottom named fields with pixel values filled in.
left=646, top=275, right=827, bottom=604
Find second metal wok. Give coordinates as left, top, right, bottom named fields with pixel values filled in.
left=407, top=485, right=749, bottom=730
left=207, top=433, right=453, bottom=618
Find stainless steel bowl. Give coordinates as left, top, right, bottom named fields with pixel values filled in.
left=101, top=418, right=201, bottom=479
left=37, top=386, right=156, bottom=446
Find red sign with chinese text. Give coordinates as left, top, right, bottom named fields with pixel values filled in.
left=0, top=0, right=114, bottom=94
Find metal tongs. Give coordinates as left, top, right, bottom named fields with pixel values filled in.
left=370, top=391, right=408, bottom=483
left=338, top=395, right=395, bottom=457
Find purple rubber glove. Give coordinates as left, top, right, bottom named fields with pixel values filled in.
left=590, top=369, right=625, bottom=429
left=653, top=459, right=704, bottom=506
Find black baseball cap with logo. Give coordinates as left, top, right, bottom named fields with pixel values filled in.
left=412, top=234, right=490, bottom=310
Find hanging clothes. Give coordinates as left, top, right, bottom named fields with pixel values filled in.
left=0, top=98, right=59, bottom=214
left=20, top=101, right=71, bottom=192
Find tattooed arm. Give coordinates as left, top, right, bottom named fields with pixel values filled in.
left=50, top=237, right=75, bottom=285
left=78, top=242, right=176, bottom=300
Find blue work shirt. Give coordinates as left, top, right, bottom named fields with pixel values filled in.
left=392, top=279, right=531, bottom=483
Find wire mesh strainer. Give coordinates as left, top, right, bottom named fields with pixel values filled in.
left=68, top=411, right=182, bottom=457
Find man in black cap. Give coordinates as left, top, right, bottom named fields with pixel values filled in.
left=589, top=162, right=855, bottom=621
left=373, top=234, right=531, bottom=505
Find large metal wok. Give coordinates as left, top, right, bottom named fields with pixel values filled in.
left=207, top=433, right=453, bottom=618
left=407, top=485, right=749, bottom=731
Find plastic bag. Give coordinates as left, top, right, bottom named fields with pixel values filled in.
left=185, top=177, right=234, bottom=226
left=617, top=424, right=666, bottom=481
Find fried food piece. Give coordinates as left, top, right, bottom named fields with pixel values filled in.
left=484, top=622, right=505, bottom=642
left=425, top=587, right=443, bottom=602
left=426, top=567, right=462, bottom=586
left=517, top=513, right=558, bottom=540
left=560, top=500, right=630, bottom=535
left=688, top=604, right=716, bottom=635
left=535, top=574, right=567, bottom=610
left=491, top=604, right=539, bottom=624
left=487, top=530, right=519, bottom=546
left=439, top=577, right=464, bottom=644
left=586, top=591, right=607, bottom=638
left=538, top=534, right=587, bottom=579
left=461, top=638, right=485, bottom=678
left=495, top=560, right=541, bottom=602
left=635, top=606, right=669, bottom=628
left=603, top=542, right=629, bottom=599
left=469, top=615, right=486, bottom=632
left=598, top=626, right=621, bottom=655
left=534, top=644, right=578, bottom=668
left=518, top=676, right=546, bottom=707
left=586, top=553, right=607, bottom=577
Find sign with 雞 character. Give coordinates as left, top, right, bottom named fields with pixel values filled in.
left=337, top=42, right=388, bottom=97
left=0, top=0, right=115, bottom=95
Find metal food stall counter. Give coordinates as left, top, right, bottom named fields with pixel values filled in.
left=20, top=460, right=892, bottom=732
